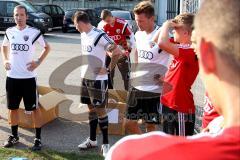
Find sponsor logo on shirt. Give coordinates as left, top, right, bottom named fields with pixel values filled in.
left=11, top=43, right=29, bottom=51
left=109, top=35, right=121, bottom=41
left=139, top=50, right=154, bottom=60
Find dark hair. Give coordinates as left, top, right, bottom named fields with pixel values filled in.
left=133, top=1, right=155, bottom=18
left=73, top=11, right=90, bottom=24
left=14, top=5, right=28, bottom=15
left=100, top=9, right=112, bottom=20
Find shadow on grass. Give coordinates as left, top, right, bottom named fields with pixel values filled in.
left=0, top=148, right=104, bottom=160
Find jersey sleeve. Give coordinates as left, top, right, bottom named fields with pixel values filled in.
left=32, top=30, right=46, bottom=47
left=178, top=48, right=197, bottom=64
left=122, top=22, right=132, bottom=36
left=99, top=33, right=115, bottom=52
left=2, top=32, right=10, bottom=46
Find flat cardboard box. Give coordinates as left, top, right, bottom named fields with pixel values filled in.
left=97, top=89, right=127, bottom=135
left=18, top=86, right=67, bottom=128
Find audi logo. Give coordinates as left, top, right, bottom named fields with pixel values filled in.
left=109, top=35, right=121, bottom=41
left=82, top=45, right=92, bottom=52
left=11, top=43, right=29, bottom=51
left=139, top=50, right=154, bottom=60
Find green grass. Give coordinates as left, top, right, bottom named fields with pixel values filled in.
left=0, top=148, right=104, bottom=160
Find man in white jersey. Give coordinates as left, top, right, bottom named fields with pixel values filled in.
left=1, top=5, right=50, bottom=151
left=73, top=11, right=121, bottom=157
left=125, top=1, right=170, bottom=134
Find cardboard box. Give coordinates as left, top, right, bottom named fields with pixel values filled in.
left=18, top=86, right=67, bottom=128
left=98, top=89, right=127, bottom=135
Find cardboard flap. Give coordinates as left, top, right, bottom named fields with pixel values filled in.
left=108, top=89, right=127, bottom=103
left=39, top=91, right=67, bottom=110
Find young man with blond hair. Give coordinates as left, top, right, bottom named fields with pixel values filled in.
left=125, top=1, right=169, bottom=133
left=106, top=0, right=240, bottom=159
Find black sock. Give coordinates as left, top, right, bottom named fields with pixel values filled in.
left=35, top=128, right=41, bottom=140
left=89, top=118, right=98, bottom=141
left=11, top=125, right=18, bottom=137
left=98, top=116, right=109, bottom=144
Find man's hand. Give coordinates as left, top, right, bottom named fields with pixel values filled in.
left=4, top=60, right=11, bottom=70
left=95, top=67, right=108, bottom=75
left=26, top=60, right=40, bottom=71
left=153, top=74, right=164, bottom=86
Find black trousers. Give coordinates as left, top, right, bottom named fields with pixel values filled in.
left=162, top=105, right=195, bottom=136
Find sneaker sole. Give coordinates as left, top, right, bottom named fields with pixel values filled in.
left=78, top=146, right=97, bottom=150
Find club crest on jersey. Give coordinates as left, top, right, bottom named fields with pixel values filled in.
left=23, top=35, right=29, bottom=41
left=116, top=29, right=121, bottom=34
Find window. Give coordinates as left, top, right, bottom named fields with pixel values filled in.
left=51, top=6, right=58, bottom=15
left=57, top=6, right=64, bottom=15
left=43, top=6, right=51, bottom=15
left=0, top=2, right=5, bottom=16
left=6, top=2, right=18, bottom=16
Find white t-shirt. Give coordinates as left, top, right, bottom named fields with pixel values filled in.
left=2, top=26, right=46, bottom=79
left=131, top=26, right=170, bottom=93
left=80, top=27, right=114, bottom=80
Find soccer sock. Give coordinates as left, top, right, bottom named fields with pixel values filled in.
left=11, top=125, right=18, bottom=137
left=89, top=112, right=98, bottom=141
left=89, top=118, right=98, bottom=141
left=98, top=116, right=109, bottom=144
left=35, top=128, right=41, bottom=140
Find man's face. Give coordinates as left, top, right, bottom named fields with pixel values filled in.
left=14, top=8, right=27, bottom=26
left=135, top=13, right=154, bottom=31
left=74, top=19, right=83, bottom=33
left=172, top=25, right=187, bottom=43
left=103, top=16, right=114, bottom=25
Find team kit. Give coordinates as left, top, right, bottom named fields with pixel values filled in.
left=1, top=0, right=239, bottom=159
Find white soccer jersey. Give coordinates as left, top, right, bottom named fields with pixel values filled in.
left=131, top=25, right=170, bottom=93
left=80, top=27, right=114, bottom=80
left=2, top=26, right=46, bottom=79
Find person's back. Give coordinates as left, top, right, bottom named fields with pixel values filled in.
left=106, top=0, right=240, bottom=159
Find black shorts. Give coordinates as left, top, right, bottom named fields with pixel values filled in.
left=80, top=78, right=108, bottom=107
left=6, top=77, right=38, bottom=111
left=126, top=87, right=161, bottom=124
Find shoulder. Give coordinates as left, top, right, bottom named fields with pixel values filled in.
left=116, top=18, right=126, bottom=25
left=5, top=26, right=15, bottom=33
left=93, top=27, right=104, bottom=34
left=27, top=26, right=41, bottom=35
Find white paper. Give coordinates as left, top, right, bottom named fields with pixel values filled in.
left=107, top=109, right=119, bottom=124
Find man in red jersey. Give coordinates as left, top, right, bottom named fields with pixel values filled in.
left=106, top=0, right=240, bottom=159
left=99, top=9, right=135, bottom=90
left=154, top=13, right=199, bottom=136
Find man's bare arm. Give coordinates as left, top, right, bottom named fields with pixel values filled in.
left=1, top=46, right=11, bottom=70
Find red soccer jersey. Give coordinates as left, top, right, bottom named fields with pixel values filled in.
left=107, top=127, right=240, bottom=160
left=202, top=94, right=220, bottom=128
left=103, top=17, right=132, bottom=50
left=161, top=45, right=199, bottom=114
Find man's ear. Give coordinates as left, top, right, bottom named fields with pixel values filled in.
left=199, top=38, right=217, bottom=74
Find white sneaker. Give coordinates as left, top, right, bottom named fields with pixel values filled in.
left=101, top=144, right=110, bottom=157
left=78, top=137, right=97, bottom=150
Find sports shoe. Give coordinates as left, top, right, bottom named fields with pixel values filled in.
left=3, top=135, right=19, bottom=148
left=31, top=138, right=42, bottom=151
left=78, top=137, right=97, bottom=150
left=101, top=144, right=110, bottom=157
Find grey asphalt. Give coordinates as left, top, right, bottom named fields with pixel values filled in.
left=0, top=30, right=205, bottom=154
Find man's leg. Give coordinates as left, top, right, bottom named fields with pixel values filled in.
left=95, top=107, right=109, bottom=144
left=185, top=113, right=195, bottom=136
left=162, top=105, right=177, bottom=135
left=88, top=105, right=98, bottom=142
left=145, top=123, right=156, bottom=132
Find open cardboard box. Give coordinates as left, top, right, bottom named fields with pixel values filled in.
left=18, top=86, right=67, bottom=128
left=97, top=89, right=127, bottom=135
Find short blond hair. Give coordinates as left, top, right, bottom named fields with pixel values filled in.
left=133, top=1, right=154, bottom=18
left=173, top=13, right=194, bottom=32
left=194, top=0, right=240, bottom=69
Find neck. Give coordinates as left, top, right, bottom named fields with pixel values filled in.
left=16, top=24, right=27, bottom=30
left=145, top=23, right=155, bottom=34
left=84, top=24, right=93, bottom=33
left=110, top=17, right=115, bottom=26
left=220, top=75, right=240, bottom=128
